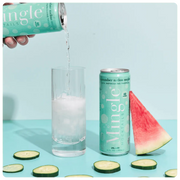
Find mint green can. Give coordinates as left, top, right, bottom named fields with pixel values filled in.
left=3, top=3, right=67, bottom=38
left=100, top=68, right=130, bottom=155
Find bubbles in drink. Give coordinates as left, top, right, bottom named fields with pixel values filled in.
left=52, top=96, right=86, bottom=144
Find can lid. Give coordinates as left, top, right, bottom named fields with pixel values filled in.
left=59, top=3, right=67, bottom=30
left=101, top=68, right=129, bottom=73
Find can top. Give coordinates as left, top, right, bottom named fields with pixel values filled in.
left=100, top=68, right=129, bottom=73
left=59, top=3, right=67, bottom=30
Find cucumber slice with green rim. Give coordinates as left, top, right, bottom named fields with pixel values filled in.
left=138, top=176, right=149, bottom=180
left=13, top=150, right=40, bottom=160
left=32, top=165, right=59, bottom=177
left=131, top=159, right=157, bottom=170
left=165, top=169, right=177, bottom=177
left=65, top=174, right=93, bottom=178
left=3, top=164, right=24, bottom=173
left=93, top=160, right=120, bottom=173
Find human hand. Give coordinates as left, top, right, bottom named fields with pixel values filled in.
left=3, top=3, right=35, bottom=49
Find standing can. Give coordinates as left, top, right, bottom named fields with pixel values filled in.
left=99, top=68, right=130, bottom=155
left=3, top=3, right=67, bottom=38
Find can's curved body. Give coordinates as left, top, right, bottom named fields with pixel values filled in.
left=99, top=68, right=130, bottom=155
left=3, top=3, right=67, bottom=38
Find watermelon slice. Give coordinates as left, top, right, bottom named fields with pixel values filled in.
left=129, top=91, right=172, bottom=155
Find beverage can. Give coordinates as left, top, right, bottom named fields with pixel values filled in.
left=99, top=68, right=130, bottom=155
left=3, top=3, right=67, bottom=38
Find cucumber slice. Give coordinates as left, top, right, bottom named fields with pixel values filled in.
left=13, top=150, right=40, bottom=160
left=32, top=165, right=59, bottom=177
left=138, top=176, right=149, bottom=180
left=3, top=164, right=24, bottom=173
left=165, top=169, right=177, bottom=177
left=131, top=159, right=157, bottom=170
left=93, top=160, right=120, bottom=173
left=65, top=174, right=93, bottom=178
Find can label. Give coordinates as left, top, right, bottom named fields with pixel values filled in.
left=100, top=72, right=130, bottom=155
left=3, top=3, right=63, bottom=38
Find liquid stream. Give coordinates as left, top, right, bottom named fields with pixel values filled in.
left=65, top=29, right=71, bottom=95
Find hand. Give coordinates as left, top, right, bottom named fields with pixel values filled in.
left=3, top=3, right=35, bottom=49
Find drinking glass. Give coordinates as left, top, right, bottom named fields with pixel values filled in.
left=51, top=66, right=86, bottom=157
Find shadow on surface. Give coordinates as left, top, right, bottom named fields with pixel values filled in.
left=3, top=95, right=15, bottom=120
left=15, top=128, right=52, bottom=154
left=86, top=130, right=99, bottom=153
left=129, top=143, right=165, bottom=156
left=129, top=143, right=136, bottom=155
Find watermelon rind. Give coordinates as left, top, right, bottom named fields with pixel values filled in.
left=135, top=132, right=172, bottom=155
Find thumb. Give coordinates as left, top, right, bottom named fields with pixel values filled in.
left=4, top=0, right=13, bottom=5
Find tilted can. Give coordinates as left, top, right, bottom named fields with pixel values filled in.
left=3, top=3, right=67, bottom=38
left=99, top=68, right=130, bottom=155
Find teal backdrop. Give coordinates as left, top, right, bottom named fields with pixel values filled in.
left=3, top=3, right=177, bottom=120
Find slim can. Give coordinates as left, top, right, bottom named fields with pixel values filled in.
left=99, top=68, right=130, bottom=155
left=3, top=3, right=67, bottom=38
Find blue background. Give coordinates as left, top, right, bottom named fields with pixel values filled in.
left=3, top=3, right=177, bottom=120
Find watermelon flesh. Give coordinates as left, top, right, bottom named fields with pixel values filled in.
left=129, top=91, right=172, bottom=155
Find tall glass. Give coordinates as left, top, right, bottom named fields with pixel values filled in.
left=51, top=66, right=86, bottom=157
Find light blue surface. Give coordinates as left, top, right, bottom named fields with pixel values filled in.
left=3, top=120, right=177, bottom=177
left=3, top=3, right=177, bottom=121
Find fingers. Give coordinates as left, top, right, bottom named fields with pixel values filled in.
left=4, top=35, right=35, bottom=48
left=4, top=37, right=17, bottom=49
left=3, top=3, right=35, bottom=49
left=4, top=0, right=13, bottom=5
left=27, top=35, right=35, bottom=38
left=4, top=35, right=29, bottom=48
left=4, top=0, right=26, bottom=5
left=15, top=36, right=29, bottom=45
